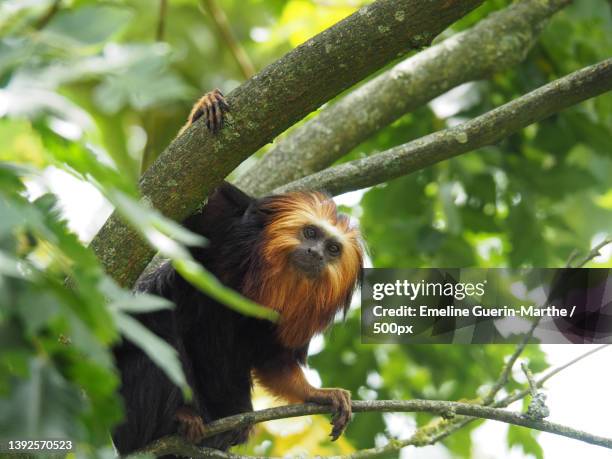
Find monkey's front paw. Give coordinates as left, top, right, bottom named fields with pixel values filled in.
left=189, top=88, right=230, bottom=134
left=176, top=406, right=208, bottom=444
left=307, top=388, right=352, bottom=441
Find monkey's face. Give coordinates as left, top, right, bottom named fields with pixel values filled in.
left=243, top=191, right=363, bottom=347
left=258, top=191, right=362, bottom=285
left=291, top=223, right=344, bottom=278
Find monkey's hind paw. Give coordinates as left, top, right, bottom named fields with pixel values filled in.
left=187, top=88, right=229, bottom=134
left=307, top=388, right=352, bottom=441
left=176, top=406, right=208, bottom=444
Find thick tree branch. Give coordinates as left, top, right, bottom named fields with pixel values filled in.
left=89, top=0, right=483, bottom=287
left=237, top=0, right=571, bottom=196
left=279, top=58, right=612, bottom=195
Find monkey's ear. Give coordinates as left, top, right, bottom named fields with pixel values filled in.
left=341, top=269, right=363, bottom=319
left=209, top=182, right=254, bottom=213
left=183, top=182, right=254, bottom=235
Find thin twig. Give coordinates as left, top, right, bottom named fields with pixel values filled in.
left=200, top=0, right=255, bottom=79
left=440, top=241, right=612, bottom=441
left=156, top=0, right=168, bottom=41
left=572, top=238, right=612, bottom=268
left=482, top=322, right=537, bottom=405
left=566, top=249, right=579, bottom=267
left=521, top=362, right=538, bottom=396
left=521, top=361, right=550, bottom=420
left=502, top=344, right=611, bottom=407
left=372, top=344, right=612, bottom=458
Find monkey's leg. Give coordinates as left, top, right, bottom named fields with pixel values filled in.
left=177, top=328, right=254, bottom=450
left=254, top=359, right=352, bottom=441
left=176, top=405, right=208, bottom=443
left=179, top=88, right=229, bottom=136
left=113, top=346, right=184, bottom=454
left=175, top=404, right=253, bottom=449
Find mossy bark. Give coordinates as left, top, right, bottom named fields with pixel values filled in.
left=90, top=0, right=483, bottom=287
left=237, top=0, right=572, bottom=196
left=278, top=59, right=612, bottom=195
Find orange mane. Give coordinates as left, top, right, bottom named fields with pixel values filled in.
left=242, top=192, right=362, bottom=349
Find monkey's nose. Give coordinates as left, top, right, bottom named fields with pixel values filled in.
left=307, top=247, right=324, bottom=261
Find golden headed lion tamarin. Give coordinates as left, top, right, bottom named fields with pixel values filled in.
left=112, top=91, right=364, bottom=455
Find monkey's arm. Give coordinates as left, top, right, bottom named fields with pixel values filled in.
left=253, top=356, right=351, bottom=440
left=178, top=88, right=229, bottom=136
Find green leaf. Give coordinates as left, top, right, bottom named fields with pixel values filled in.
left=0, top=358, right=84, bottom=439
left=0, top=119, right=48, bottom=166
left=0, top=251, right=26, bottom=278
left=45, top=5, right=134, bottom=47
left=108, top=190, right=205, bottom=252
left=443, top=423, right=473, bottom=458
left=108, top=291, right=174, bottom=314
left=108, top=190, right=277, bottom=322
left=173, top=259, right=279, bottom=322
left=38, top=125, right=138, bottom=196
left=507, top=424, right=544, bottom=459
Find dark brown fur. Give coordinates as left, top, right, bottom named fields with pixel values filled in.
left=112, top=184, right=363, bottom=455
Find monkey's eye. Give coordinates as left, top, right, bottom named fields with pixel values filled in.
left=303, top=226, right=317, bottom=240
left=327, top=242, right=341, bottom=256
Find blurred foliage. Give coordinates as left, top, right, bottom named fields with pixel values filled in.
left=0, top=0, right=610, bottom=458
left=0, top=162, right=184, bottom=455
left=357, top=0, right=612, bottom=270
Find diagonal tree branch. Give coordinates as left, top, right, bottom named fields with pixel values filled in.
left=237, top=0, right=572, bottom=197
left=133, top=344, right=611, bottom=458
left=278, top=58, right=612, bottom=195
left=89, top=0, right=483, bottom=288
left=139, top=399, right=612, bottom=458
